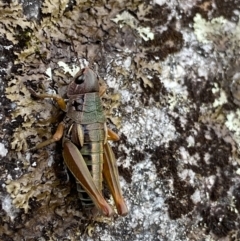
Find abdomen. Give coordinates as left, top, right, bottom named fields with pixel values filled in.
left=73, top=123, right=105, bottom=208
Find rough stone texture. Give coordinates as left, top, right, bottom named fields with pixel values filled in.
left=1, top=0, right=240, bottom=240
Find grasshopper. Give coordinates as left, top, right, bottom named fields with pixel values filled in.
left=28, top=68, right=128, bottom=217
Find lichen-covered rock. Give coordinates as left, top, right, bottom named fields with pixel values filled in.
left=1, top=0, right=240, bottom=240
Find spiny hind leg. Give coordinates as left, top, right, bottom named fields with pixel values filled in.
left=103, top=142, right=128, bottom=216
left=62, top=140, right=114, bottom=217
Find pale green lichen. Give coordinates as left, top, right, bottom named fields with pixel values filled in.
left=112, top=10, right=154, bottom=41
left=211, top=83, right=228, bottom=108
left=193, top=13, right=240, bottom=53
left=5, top=151, right=67, bottom=213
left=0, top=1, right=33, bottom=44
left=193, top=14, right=227, bottom=44
left=137, top=26, right=154, bottom=41
left=112, top=11, right=137, bottom=28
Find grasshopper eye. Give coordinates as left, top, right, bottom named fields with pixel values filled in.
left=75, top=75, right=84, bottom=85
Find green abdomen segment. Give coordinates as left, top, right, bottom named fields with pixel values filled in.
left=67, top=92, right=106, bottom=124
left=75, top=124, right=105, bottom=208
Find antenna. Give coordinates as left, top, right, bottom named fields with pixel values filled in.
left=70, top=38, right=81, bottom=67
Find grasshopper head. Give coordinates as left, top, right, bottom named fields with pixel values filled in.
left=67, top=68, right=99, bottom=98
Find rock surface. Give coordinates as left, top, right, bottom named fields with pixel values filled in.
left=1, top=0, right=240, bottom=240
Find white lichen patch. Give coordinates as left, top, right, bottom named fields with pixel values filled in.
left=212, top=90, right=228, bottom=108
left=236, top=168, right=240, bottom=176
left=154, top=0, right=167, bottom=6
left=225, top=109, right=240, bottom=147
left=128, top=158, right=165, bottom=224
left=120, top=106, right=177, bottom=148
left=45, top=67, right=52, bottom=80
left=160, top=59, right=188, bottom=96
left=179, top=146, right=199, bottom=166
left=205, top=175, right=216, bottom=191
left=226, top=110, right=240, bottom=134
left=191, top=188, right=201, bottom=204
left=57, top=61, right=80, bottom=76
left=186, top=135, right=195, bottom=147
left=123, top=56, right=132, bottom=70
left=137, top=26, right=154, bottom=41
left=0, top=143, right=8, bottom=156
left=111, top=11, right=137, bottom=28
left=178, top=169, right=196, bottom=186
left=211, top=82, right=228, bottom=108
left=1, top=195, right=18, bottom=221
